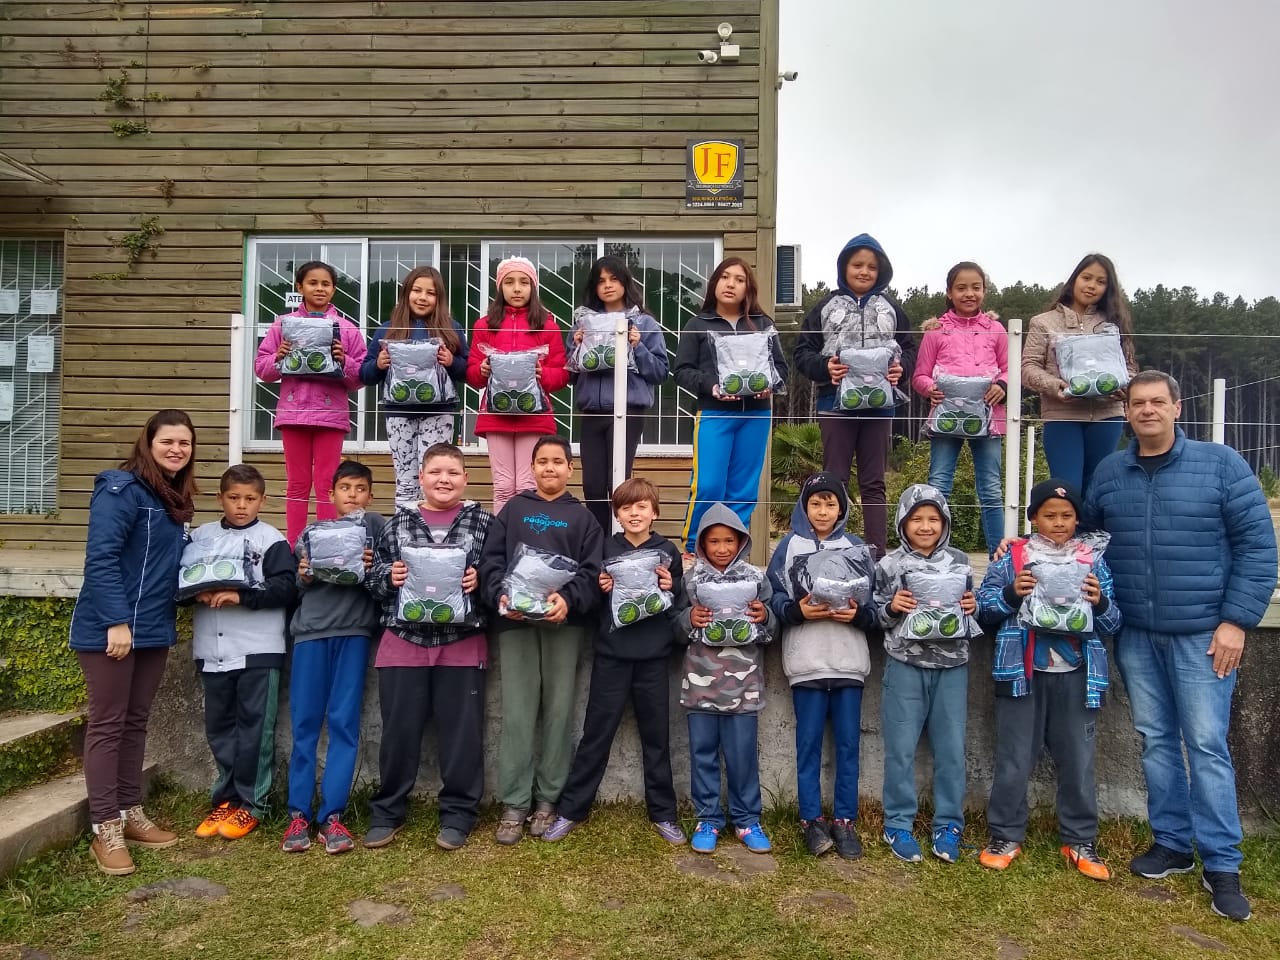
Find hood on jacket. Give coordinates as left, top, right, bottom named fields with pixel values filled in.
left=789, top=472, right=850, bottom=541
left=895, top=483, right=952, bottom=557
left=836, top=233, right=893, bottom=299
left=694, top=502, right=751, bottom=567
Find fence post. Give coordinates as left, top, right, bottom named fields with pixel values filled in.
left=1024, top=425, right=1036, bottom=535
left=1003, top=317, right=1023, bottom=538
left=609, top=313, right=629, bottom=533
left=1212, top=377, right=1226, bottom=445
left=228, top=313, right=245, bottom=467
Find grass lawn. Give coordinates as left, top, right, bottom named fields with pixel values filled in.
left=3, top=781, right=1279, bottom=960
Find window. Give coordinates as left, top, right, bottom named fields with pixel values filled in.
left=242, top=236, right=721, bottom=453
left=0, top=238, right=62, bottom=514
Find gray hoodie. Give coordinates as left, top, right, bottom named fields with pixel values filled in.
left=675, top=503, right=780, bottom=714
left=874, top=484, right=981, bottom=669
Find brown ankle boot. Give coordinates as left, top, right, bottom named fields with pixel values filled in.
left=122, top=805, right=179, bottom=849
left=91, top=818, right=136, bottom=875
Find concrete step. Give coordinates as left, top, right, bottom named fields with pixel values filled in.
left=0, top=761, right=159, bottom=877
left=0, top=710, right=85, bottom=751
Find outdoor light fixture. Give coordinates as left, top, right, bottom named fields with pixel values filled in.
left=776, top=70, right=799, bottom=90
left=699, top=21, right=739, bottom=63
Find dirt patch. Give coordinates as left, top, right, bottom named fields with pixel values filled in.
left=1169, top=926, right=1228, bottom=952
left=126, top=877, right=228, bottom=902
left=1136, top=886, right=1178, bottom=903
left=778, top=889, right=856, bottom=917
left=346, top=899, right=411, bottom=928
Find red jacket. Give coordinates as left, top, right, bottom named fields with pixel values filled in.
left=465, top=306, right=569, bottom=436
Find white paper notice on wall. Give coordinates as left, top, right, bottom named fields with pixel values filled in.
left=29, top=289, right=58, bottom=315
left=0, top=290, right=18, bottom=315
left=284, top=292, right=303, bottom=310
left=0, top=383, right=12, bottom=422
left=0, top=343, right=14, bottom=367
left=26, top=335, right=55, bottom=373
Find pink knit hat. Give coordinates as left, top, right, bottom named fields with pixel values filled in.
left=496, top=256, right=538, bottom=289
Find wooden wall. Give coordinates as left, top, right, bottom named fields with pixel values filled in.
left=0, top=1, right=780, bottom=548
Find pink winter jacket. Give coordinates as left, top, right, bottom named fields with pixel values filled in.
left=912, top=310, right=1008, bottom=436
left=254, top=305, right=367, bottom=432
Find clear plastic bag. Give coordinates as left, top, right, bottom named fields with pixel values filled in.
left=837, top=344, right=900, bottom=412
left=899, top=556, right=969, bottom=641
left=299, top=518, right=367, bottom=586
left=688, top=560, right=765, bottom=646
left=483, top=348, right=548, bottom=414
left=567, top=310, right=636, bottom=374
left=1018, top=534, right=1109, bottom=635
left=279, top=317, right=342, bottom=378
left=397, top=542, right=471, bottom=626
left=383, top=339, right=457, bottom=407
left=714, top=331, right=782, bottom=398
left=604, top=548, right=672, bottom=628
left=177, top=533, right=261, bottom=600
left=928, top=372, right=993, bottom=438
left=1055, top=332, right=1129, bottom=399
left=790, top=544, right=874, bottom=609
left=499, top=544, right=578, bottom=619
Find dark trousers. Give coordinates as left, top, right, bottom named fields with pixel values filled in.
left=369, top=666, right=486, bottom=833
left=556, top=654, right=677, bottom=823
left=578, top=411, right=645, bottom=531
left=77, top=647, right=169, bottom=824
left=819, top=415, right=892, bottom=557
left=793, top=684, right=863, bottom=822
left=201, top=666, right=280, bottom=817
left=986, top=667, right=1099, bottom=845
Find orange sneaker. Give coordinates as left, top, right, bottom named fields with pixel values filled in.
left=979, top=838, right=1022, bottom=870
left=1061, top=842, right=1111, bottom=881
left=218, top=807, right=260, bottom=840
left=195, top=802, right=236, bottom=839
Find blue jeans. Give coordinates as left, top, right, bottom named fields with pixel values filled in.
left=881, top=657, right=968, bottom=832
left=682, top=406, right=771, bottom=554
left=793, top=685, right=863, bottom=821
left=1041, top=418, right=1124, bottom=497
left=286, top=635, right=370, bottom=822
left=927, top=435, right=1005, bottom=556
left=1115, top=627, right=1243, bottom=872
left=687, top=711, right=762, bottom=829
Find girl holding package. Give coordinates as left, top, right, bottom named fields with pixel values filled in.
left=362, top=266, right=469, bottom=506
left=1022, top=253, right=1138, bottom=496
left=255, top=260, right=367, bottom=544
left=465, top=257, right=570, bottom=513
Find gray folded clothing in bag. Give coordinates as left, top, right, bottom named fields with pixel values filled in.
left=280, top=317, right=341, bottom=378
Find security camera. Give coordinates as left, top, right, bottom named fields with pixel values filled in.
left=717, top=22, right=734, bottom=41
left=780, top=70, right=799, bottom=82
left=697, top=49, right=719, bottom=64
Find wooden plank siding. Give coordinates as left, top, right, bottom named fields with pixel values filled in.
left=0, top=0, right=781, bottom=547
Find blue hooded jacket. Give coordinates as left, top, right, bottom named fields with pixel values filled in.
left=1084, top=429, right=1277, bottom=634
left=794, top=233, right=917, bottom=414
left=69, top=470, right=188, bottom=652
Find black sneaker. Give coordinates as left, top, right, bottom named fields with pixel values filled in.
left=801, top=818, right=834, bottom=857
left=1130, top=842, right=1195, bottom=879
left=1202, top=871, right=1251, bottom=921
left=830, top=818, right=863, bottom=860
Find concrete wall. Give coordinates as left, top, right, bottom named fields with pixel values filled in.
left=144, top=626, right=1279, bottom=830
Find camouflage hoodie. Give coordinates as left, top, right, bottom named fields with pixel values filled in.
left=874, top=483, right=981, bottom=669
left=675, top=502, right=780, bottom=713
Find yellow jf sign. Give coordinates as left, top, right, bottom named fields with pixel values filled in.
left=691, top=140, right=739, bottom=191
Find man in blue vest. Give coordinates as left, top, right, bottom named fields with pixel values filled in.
left=1084, top=370, right=1277, bottom=922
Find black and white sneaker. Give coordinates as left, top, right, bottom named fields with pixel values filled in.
left=1202, top=871, right=1251, bottom=921
left=1129, top=842, right=1195, bottom=879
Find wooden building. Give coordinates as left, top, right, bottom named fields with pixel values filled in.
left=0, top=1, right=781, bottom=547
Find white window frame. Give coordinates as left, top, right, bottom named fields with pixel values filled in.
left=240, top=234, right=722, bottom=456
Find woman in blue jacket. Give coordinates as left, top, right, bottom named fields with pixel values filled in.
left=569, top=256, right=670, bottom=530
left=69, top=409, right=198, bottom=875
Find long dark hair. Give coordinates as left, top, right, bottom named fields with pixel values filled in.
left=583, top=255, right=646, bottom=312
left=122, top=409, right=198, bottom=523
left=386, top=266, right=461, bottom=350
left=1052, top=253, right=1133, bottom=335
left=700, top=256, right=762, bottom=328
left=944, top=261, right=987, bottom=312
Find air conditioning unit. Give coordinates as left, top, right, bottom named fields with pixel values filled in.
left=775, top=243, right=802, bottom=307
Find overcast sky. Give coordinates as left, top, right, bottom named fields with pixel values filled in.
left=776, top=0, right=1280, bottom=302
